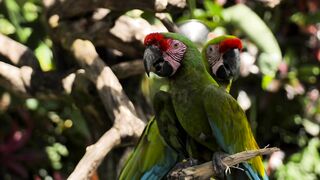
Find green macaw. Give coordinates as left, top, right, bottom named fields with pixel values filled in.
left=143, top=32, right=268, bottom=180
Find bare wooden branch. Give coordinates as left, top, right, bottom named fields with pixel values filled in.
left=44, top=0, right=186, bottom=19
left=0, top=56, right=144, bottom=98
left=169, top=147, right=280, bottom=179
left=111, top=59, right=144, bottom=79
left=156, top=13, right=180, bottom=33
left=68, top=127, right=121, bottom=180
left=0, top=62, right=29, bottom=95
left=68, top=39, right=145, bottom=179
left=0, top=33, right=40, bottom=69
left=51, top=15, right=167, bottom=58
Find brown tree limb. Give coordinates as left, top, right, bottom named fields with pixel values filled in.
left=156, top=13, right=180, bottom=33
left=68, top=127, right=121, bottom=180
left=51, top=14, right=167, bottom=58
left=68, top=39, right=145, bottom=180
left=0, top=60, right=144, bottom=98
left=0, top=33, right=40, bottom=69
left=169, top=147, right=280, bottom=179
left=0, top=62, right=30, bottom=95
left=111, top=59, right=144, bottom=79
left=44, top=0, right=186, bottom=19
left=0, top=35, right=144, bottom=98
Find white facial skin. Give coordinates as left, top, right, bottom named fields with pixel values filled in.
left=163, top=39, right=187, bottom=76
left=206, top=44, right=223, bottom=75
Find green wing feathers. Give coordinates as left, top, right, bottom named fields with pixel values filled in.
left=119, top=118, right=178, bottom=180
left=202, top=85, right=265, bottom=178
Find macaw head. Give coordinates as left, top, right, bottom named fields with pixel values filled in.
left=143, top=32, right=188, bottom=77
left=202, top=35, right=242, bottom=81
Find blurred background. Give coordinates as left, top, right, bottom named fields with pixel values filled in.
left=0, top=0, right=319, bottom=179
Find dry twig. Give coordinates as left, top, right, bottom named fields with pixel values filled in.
left=169, top=147, right=280, bottom=179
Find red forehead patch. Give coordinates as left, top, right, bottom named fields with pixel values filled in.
left=144, top=33, right=164, bottom=46
left=219, top=38, right=242, bottom=53
left=144, top=33, right=170, bottom=51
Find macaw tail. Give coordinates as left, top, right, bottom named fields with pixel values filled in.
left=242, top=162, right=269, bottom=180
left=118, top=117, right=179, bottom=180
left=226, top=162, right=268, bottom=180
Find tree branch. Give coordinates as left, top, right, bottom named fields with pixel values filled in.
left=169, top=147, right=280, bottom=179
left=0, top=58, right=144, bottom=98
left=111, top=59, right=144, bottom=79
left=68, top=39, right=145, bottom=179
left=51, top=15, right=167, bottom=58
left=156, top=13, right=180, bottom=33
left=68, top=127, right=121, bottom=180
left=0, top=33, right=40, bottom=69
left=0, top=62, right=30, bottom=95
left=44, top=0, right=186, bottom=19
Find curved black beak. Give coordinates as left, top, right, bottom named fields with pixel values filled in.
left=143, top=45, right=174, bottom=77
left=143, top=45, right=161, bottom=76
left=221, top=48, right=240, bottom=80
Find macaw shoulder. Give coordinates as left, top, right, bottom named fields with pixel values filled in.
left=202, top=84, right=245, bottom=117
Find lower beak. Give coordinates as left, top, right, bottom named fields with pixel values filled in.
left=216, top=64, right=230, bottom=80
left=143, top=45, right=162, bottom=76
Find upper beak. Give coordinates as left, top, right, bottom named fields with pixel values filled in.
left=223, top=49, right=240, bottom=63
left=222, top=48, right=240, bottom=79
left=143, top=45, right=162, bottom=76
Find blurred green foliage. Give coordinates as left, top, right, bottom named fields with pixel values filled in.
left=0, top=0, right=320, bottom=179
left=276, top=138, right=320, bottom=180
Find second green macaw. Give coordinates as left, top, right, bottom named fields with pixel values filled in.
left=143, top=32, right=268, bottom=180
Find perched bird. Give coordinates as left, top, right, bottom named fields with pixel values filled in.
left=143, top=32, right=268, bottom=180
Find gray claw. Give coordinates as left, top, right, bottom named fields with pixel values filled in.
left=212, top=152, right=229, bottom=179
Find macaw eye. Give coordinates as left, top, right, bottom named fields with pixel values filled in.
left=206, top=45, right=218, bottom=56
left=173, top=43, right=179, bottom=48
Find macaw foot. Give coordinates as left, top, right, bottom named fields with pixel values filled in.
left=212, top=151, right=229, bottom=179
left=167, top=158, right=199, bottom=180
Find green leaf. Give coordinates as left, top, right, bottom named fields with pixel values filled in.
left=35, top=41, right=54, bottom=71
left=261, top=75, right=274, bottom=90
left=4, top=0, right=33, bottom=42
left=141, top=11, right=156, bottom=24
left=0, top=17, right=15, bottom=35
left=291, top=11, right=320, bottom=26
left=25, top=98, right=39, bottom=110
left=203, top=0, right=222, bottom=17
left=53, top=142, right=69, bottom=156
left=23, top=2, right=39, bottom=22
left=188, top=0, right=196, bottom=18
left=223, top=4, right=282, bottom=84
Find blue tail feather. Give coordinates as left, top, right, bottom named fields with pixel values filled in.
left=141, top=147, right=178, bottom=180
left=225, top=163, right=268, bottom=180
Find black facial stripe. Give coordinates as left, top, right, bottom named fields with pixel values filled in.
left=208, top=55, right=220, bottom=67
left=167, top=51, right=184, bottom=63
